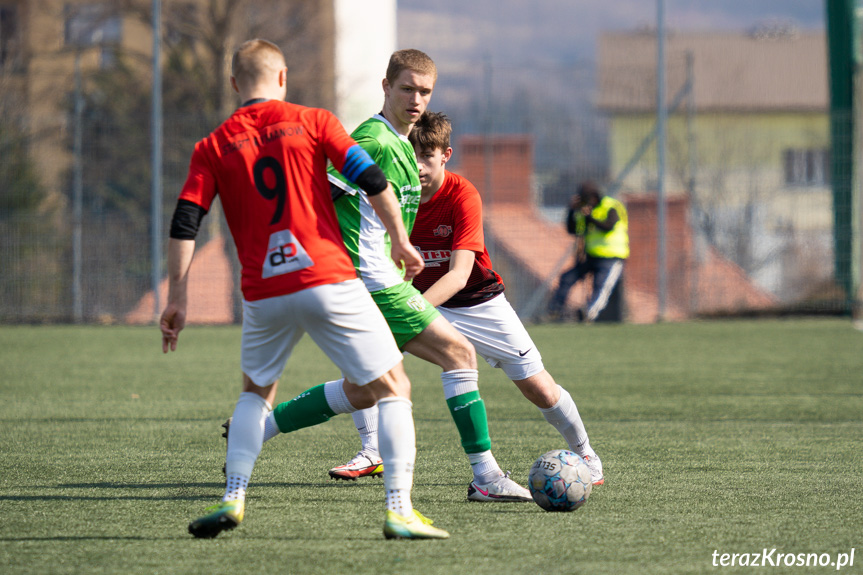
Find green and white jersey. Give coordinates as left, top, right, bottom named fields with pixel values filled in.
left=328, top=114, right=421, bottom=292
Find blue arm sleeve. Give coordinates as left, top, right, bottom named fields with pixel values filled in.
left=339, top=144, right=388, bottom=196
left=340, top=144, right=377, bottom=184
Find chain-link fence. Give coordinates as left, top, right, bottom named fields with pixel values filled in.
left=433, top=58, right=858, bottom=324
left=0, top=107, right=227, bottom=324
left=1, top=60, right=859, bottom=324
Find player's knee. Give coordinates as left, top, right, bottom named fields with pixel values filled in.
left=363, top=367, right=411, bottom=404
left=448, top=333, right=476, bottom=369
left=442, top=343, right=476, bottom=370
left=513, top=371, right=558, bottom=408
left=343, top=380, right=377, bottom=410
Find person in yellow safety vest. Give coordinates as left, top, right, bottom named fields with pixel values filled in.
left=547, top=181, right=629, bottom=323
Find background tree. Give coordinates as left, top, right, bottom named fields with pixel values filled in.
left=155, top=0, right=332, bottom=321
left=53, top=0, right=333, bottom=321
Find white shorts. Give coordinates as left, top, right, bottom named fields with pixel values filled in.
left=241, top=279, right=403, bottom=387
left=437, top=294, right=544, bottom=381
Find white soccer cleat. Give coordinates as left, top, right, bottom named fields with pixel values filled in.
left=582, top=453, right=604, bottom=485
left=467, top=471, right=532, bottom=502
left=328, top=451, right=384, bottom=480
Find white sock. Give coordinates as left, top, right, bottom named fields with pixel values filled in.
left=224, top=392, right=271, bottom=493
left=440, top=368, right=479, bottom=399
left=468, top=450, right=502, bottom=484
left=223, top=473, right=248, bottom=503
left=377, top=396, right=415, bottom=517
left=262, top=411, right=280, bottom=443
left=352, top=405, right=380, bottom=456
left=323, top=378, right=355, bottom=414
left=441, top=370, right=500, bottom=483
left=385, top=489, right=412, bottom=517
left=539, top=385, right=592, bottom=456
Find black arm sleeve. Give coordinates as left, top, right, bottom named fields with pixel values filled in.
left=353, top=164, right=389, bottom=197
left=169, top=199, right=208, bottom=240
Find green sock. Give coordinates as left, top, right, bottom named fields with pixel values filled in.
left=445, top=390, right=492, bottom=454
left=272, top=383, right=336, bottom=433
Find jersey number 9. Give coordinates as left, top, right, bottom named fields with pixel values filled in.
left=253, top=156, right=287, bottom=225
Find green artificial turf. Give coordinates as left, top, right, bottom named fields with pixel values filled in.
left=0, top=319, right=860, bottom=574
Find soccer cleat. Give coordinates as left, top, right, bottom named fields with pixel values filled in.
left=583, top=453, right=604, bottom=485
left=328, top=451, right=384, bottom=480
left=467, top=471, right=532, bottom=502
left=188, top=500, right=244, bottom=539
left=383, top=509, right=450, bottom=540
left=220, top=417, right=231, bottom=477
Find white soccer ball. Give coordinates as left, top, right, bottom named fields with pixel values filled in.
left=528, top=449, right=592, bottom=512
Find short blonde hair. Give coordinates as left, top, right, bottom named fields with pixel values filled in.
left=385, top=49, right=437, bottom=85
left=231, top=39, right=286, bottom=90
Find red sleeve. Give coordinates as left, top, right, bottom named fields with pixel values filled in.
left=450, top=185, right=485, bottom=254
left=178, top=140, right=218, bottom=211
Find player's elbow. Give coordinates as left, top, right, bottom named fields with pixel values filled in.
left=452, top=273, right=470, bottom=292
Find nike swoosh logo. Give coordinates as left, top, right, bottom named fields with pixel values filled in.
left=518, top=348, right=532, bottom=357
left=474, top=485, right=490, bottom=496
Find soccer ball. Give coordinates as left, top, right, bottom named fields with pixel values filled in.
left=528, top=449, right=592, bottom=512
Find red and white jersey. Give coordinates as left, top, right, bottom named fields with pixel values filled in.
left=411, top=171, right=504, bottom=308
left=179, top=100, right=357, bottom=301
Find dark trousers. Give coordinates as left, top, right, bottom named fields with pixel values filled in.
left=548, top=256, right=625, bottom=321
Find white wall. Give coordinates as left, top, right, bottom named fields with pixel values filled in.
left=334, top=0, right=397, bottom=133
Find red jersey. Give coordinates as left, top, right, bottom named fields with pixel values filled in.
left=179, top=100, right=358, bottom=301
left=411, top=171, right=504, bottom=308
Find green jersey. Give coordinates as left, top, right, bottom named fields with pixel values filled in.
left=328, top=114, right=421, bottom=292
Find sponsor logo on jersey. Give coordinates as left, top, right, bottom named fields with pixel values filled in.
left=414, top=247, right=452, bottom=268
left=222, top=123, right=305, bottom=155
left=254, top=124, right=304, bottom=147
left=398, top=188, right=421, bottom=214
left=433, top=225, right=453, bottom=237
left=262, top=229, right=314, bottom=278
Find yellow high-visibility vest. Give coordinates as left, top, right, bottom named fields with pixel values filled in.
left=584, top=197, right=629, bottom=259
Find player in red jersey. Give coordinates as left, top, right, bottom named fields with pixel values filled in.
left=409, top=112, right=604, bottom=486
left=161, top=39, right=448, bottom=540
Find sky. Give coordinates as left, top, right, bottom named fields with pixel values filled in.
left=394, top=0, right=828, bottom=172
left=397, top=0, right=825, bottom=66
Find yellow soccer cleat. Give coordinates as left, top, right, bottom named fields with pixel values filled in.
left=188, top=500, right=244, bottom=539
left=383, top=509, right=450, bottom=540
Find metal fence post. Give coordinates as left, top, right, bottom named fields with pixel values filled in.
left=72, top=51, right=84, bottom=323
left=151, top=0, right=163, bottom=322
left=656, top=0, right=667, bottom=321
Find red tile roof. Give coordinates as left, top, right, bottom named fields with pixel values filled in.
left=598, top=29, right=827, bottom=113
left=125, top=235, right=235, bottom=325
left=126, top=199, right=777, bottom=326
left=484, top=195, right=776, bottom=323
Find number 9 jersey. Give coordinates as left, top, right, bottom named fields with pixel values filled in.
left=178, top=100, right=360, bottom=302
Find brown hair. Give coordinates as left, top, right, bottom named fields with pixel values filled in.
left=231, top=39, right=286, bottom=89
left=385, top=49, right=437, bottom=85
left=409, top=111, right=451, bottom=152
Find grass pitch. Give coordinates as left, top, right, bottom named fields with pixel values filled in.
left=0, top=319, right=861, bottom=574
